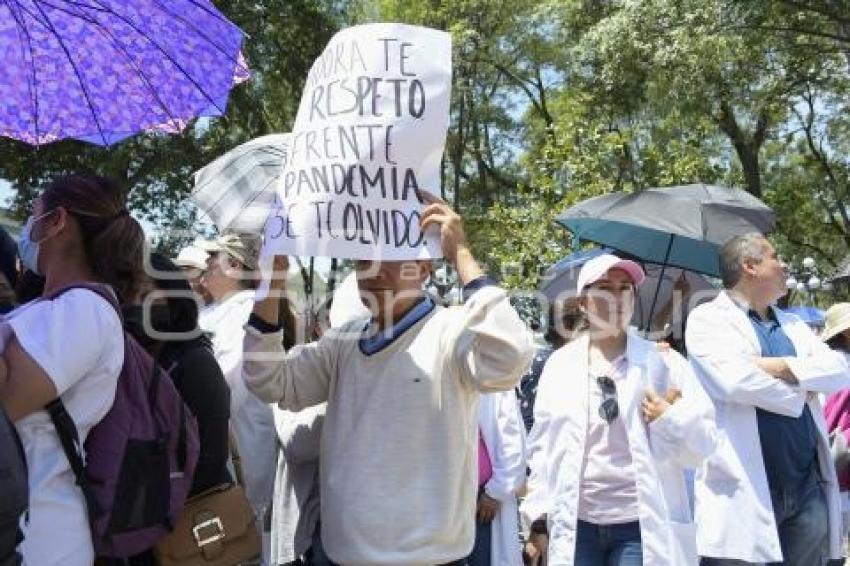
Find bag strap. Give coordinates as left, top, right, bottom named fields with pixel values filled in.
left=228, top=428, right=245, bottom=487
left=44, top=399, right=99, bottom=526
left=40, top=284, right=118, bottom=529
left=159, top=359, right=190, bottom=473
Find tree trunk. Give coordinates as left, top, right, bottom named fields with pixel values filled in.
left=714, top=100, right=766, bottom=198
left=736, top=144, right=763, bottom=199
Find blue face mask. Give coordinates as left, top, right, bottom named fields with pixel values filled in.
left=18, top=211, right=53, bottom=275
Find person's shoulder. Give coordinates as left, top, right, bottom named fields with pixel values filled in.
left=690, top=292, right=722, bottom=312
left=686, top=292, right=728, bottom=326
left=44, top=287, right=121, bottom=328
left=172, top=339, right=217, bottom=366
left=168, top=341, right=230, bottom=399
left=226, top=290, right=256, bottom=320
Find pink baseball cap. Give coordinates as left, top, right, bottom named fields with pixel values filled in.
left=576, top=253, right=646, bottom=295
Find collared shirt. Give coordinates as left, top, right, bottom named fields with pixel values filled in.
left=360, top=295, right=436, bottom=355
left=748, top=308, right=819, bottom=493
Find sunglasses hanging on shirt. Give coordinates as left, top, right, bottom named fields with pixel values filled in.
left=596, top=375, right=620, bottom=423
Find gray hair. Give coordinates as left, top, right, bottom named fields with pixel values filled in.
left=719, top=233, right=767, bottom=288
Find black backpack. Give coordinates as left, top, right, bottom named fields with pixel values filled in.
left=0, top=409, right=27, bottom=566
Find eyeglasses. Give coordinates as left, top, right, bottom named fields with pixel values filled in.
left=596, top=375, right=619, bottom=423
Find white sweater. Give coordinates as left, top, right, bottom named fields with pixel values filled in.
left=243, top=286, right=533, bottom=565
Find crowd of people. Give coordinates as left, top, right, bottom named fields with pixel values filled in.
left=1, top=174, right=850, bottom=566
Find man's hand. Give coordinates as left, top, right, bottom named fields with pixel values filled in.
left=252, top=255, right=289, bottom=326
left=672, top=272, right=691, bottom=295
left=419, top=190, right=485, bottom=284
left=267, top=255, right=289, bottom=291
left=753, top=356, right=798, bottom=384
left=524, top=541, right=542, bottom=565
left=476, top=492, right=501, bottom=523
left=664, top=388, right=682, bottom=404
left=642, top=389, right=677, bottom=423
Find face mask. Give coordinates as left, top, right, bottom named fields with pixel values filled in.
left=17, top=211, right=53, bottom=275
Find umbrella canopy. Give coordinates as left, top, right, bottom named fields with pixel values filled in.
left=192, top=133, right=290, bottom=233
left=0, top=0, right=249, bottom=145
left=556, top=184, right=775, bottom=277
left=539, top=248, right=718, bottom=338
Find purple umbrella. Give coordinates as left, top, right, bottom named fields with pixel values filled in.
left=0, top=0, right=250, bottom=146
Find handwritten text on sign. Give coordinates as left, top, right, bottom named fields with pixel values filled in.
left=263, top=24, right=452, bottom=260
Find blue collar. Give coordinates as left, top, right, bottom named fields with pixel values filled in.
left=360, top=296, right=436, bottom=355
left=747, top=306, right=780, bottom=327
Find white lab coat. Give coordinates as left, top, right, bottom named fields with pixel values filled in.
left=522, top=332, right=717, bottom=566
left=200, top=291, right=277, bottom=517
left=479, top=391, right=526, bottom=566
left=686, top=291, right=850, bottom=563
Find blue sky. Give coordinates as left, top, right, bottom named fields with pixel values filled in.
left=0, top=180, right=13, bottom=207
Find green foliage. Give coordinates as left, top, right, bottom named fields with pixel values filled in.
left=2, top=0, right=847, bottom=295
left=372, top=0, right=849, bottom=291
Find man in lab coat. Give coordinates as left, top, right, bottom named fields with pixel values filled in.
left=687, top=233, right=850, bottom=565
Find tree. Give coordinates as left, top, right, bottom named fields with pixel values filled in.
left=374, top=0, right=849, bottom=288
left=729, top=1, right=850, bottom=69
left=573, top=0, right=849, bottom=262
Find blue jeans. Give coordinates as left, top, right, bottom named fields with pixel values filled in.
left=466, top=517, right=492, bottom=566
left=574, top=520, right=642, bottom=566
left=700, top=475, right=829, bottom=566
left=768, top=477, right=829, bottom=566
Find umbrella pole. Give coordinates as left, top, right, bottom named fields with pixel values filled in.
left=646, top=234, right=674, bottom=338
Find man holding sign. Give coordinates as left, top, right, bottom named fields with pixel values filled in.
left=242, top=190, right=533, bottom=565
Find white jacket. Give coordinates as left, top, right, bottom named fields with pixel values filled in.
left=479, top=391, right=527, bottom=566
left=523, top=332, right=717, bottom=566
left=686, top=291, right=850, bottom=563
left=200, top=290, right=277, bottom=516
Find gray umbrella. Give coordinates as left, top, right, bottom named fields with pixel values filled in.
left=556, top=184, right=776, bottom=277
left=556, top=184, right=774, bottom=331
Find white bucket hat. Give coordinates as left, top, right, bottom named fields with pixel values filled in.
left=822, top=303, right=850, bottom=343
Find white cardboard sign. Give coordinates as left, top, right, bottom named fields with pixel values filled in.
left=262, top=23, right=452, bottom=260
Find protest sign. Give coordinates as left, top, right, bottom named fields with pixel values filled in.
left=262, top=23, right=452, bottom=260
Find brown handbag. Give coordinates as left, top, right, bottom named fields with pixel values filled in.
left=154, top=432, right=261, bottom=566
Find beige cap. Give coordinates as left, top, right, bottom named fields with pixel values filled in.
left=198, top=232, right=261, bottom=271
left=822, top=303, right=850, bottom=343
